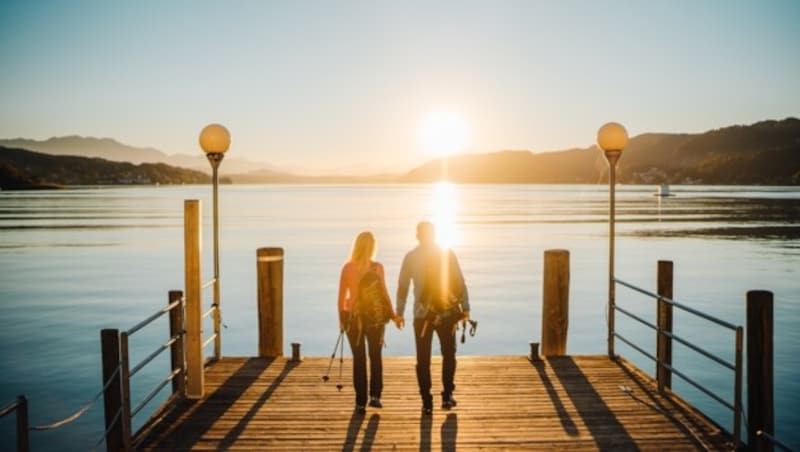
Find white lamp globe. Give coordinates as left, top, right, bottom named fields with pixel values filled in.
left=199, top=124, right=231, bottom=154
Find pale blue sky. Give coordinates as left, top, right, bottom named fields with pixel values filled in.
left=1, top=1, right=798, bottom=173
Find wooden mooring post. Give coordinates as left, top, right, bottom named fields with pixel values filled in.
left=541, top=249, right=569, bottom=356
left=184, top=200, right=204, bottom=399
left=656, top=260, right=673, bottom=391
left=747, top=290, right=774, bottom=451
left=257, top=247, right=284, bottom=357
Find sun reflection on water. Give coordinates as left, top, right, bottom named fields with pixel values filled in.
left=431, top=181, right=460, bottom=248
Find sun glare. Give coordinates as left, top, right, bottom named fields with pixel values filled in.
left=431, top=182, right=460, bottom=249
left=418, top=109, right=471, bottom=156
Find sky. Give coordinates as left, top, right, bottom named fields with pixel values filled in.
left=1, top=1, right=799, bottom=174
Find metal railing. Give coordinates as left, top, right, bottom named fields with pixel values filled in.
left=100, top=277, right=220, bottom=450
left=202, top=304, right=219, bottom=353
left=0, top=353, right=125, bottom=451
left=757, top=430, right=795, bottom=452
left=122, top=299, right=183, bottom=417
left=612, top=277, right=744, bottom=449
left=97, top=290, right=186, bottom=451
left=0, top=396, right=29, bottom=452
left=201, top=278, right=216, bottom=290
left=202, top=277, right=222, bottom=361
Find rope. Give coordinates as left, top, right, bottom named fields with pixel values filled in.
left=0, top=399, right=23, bottom=418
left=92, top=406, right=122, bottom=451
left=29, top=364, right=120, bottom=431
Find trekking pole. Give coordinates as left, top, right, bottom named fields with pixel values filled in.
left=336, top=329, right=345, bottom=391
left=460, top=319, right=478, bottom=344
left=321, top=331, right=343, bottom=382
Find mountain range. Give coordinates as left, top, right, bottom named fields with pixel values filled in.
left=0, top=146, right=217, bottom=189
left=0, top=136, right=276, bottom=175
left=399, top=118, right=800, bottom=185
left=1, top=117, right=799, bottom=188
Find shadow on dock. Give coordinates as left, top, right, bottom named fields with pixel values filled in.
left=533, top=357, right=635, bottom=448
left=615, top=358, right=719, bottom=449
left=138, top=355, right=730, bottom=450
left=139, top=357, right=297, bottom=450
left=441, top=413, right=457, bottom=452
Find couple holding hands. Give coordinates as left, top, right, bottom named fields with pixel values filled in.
left=337, top=221, right=471, bottom=415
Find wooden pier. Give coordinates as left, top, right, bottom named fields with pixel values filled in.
left=86, top=201, right=776, bottom=451
left=136, top=355, right=730, bottom=450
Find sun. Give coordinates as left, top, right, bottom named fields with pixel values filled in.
left=418, top=108, right=471, bottom=156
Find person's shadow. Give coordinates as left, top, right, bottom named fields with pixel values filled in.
left=342, top=410, right=364, bottom=452
left=419, top=412, right=458, bottom=451
left=342, top=411, right=380, bottom=452
left=361, top=414, right=380, bottom=451
left=441, top=413, right=458, bottom=452
left=419, top=413, right=432, bottom=451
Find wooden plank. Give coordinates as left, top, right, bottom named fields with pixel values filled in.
left=138, top=355, right=731, bottom=451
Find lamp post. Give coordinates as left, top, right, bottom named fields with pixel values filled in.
left=199, top=123, right=231, bottom=360
left=597, top=122, right=629, bottom=359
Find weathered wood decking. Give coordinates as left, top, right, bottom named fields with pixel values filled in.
left=138, top=355, right=731, bottom=450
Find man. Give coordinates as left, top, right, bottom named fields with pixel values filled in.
left=396, top=221, right=470, bottom=415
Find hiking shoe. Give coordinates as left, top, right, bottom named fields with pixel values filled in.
left=368, top=397, right=383, bottom=408
left=441, top=395, right=457, bottom=410
left=355, top=404, right=366, bottom=414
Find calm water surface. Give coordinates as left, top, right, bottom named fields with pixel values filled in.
left=1, top=184, right=798, bottom=450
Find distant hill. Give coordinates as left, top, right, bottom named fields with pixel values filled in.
left=2, top=118, right=798, bottom=185
left=398, top=118, right=800, bottom=185
left=0, top=136, right=277, bottom=175
left=0, top=146, right=221, bottom=189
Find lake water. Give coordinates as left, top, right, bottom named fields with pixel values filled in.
left=1, top=184, right=798, bottom=450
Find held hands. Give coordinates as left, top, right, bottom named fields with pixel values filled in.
left=339, top=311, right=350, bottom=333
left=393, top=315, right=405, bottom=330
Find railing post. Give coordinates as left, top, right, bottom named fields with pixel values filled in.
left=257, top=247, right=284, bottom=357
left=169, top=290, right=185, bottom=395
left=16, top=395, right=28, bottom=452
left=656, top=260, right=673, bottom=391
left=734, top=326, right=743, bottom=450
left=747, top=290, right=773, bottom=452
left=119, top=332, right=132, bottom=449
left=184, top=200, right=204, bottom=398
left=101, top=329, right=124, bottom=452
left=541, top=249, right=569, bottom=356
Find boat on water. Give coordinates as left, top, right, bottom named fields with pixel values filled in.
left=655, top=183, right=675, bottom=197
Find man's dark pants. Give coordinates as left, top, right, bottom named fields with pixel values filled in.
left=413, top=315, right=458, bottom=408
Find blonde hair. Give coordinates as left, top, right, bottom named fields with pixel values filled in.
left=349, top=231, right=376, bottom=269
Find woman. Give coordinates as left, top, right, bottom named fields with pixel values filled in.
left=338, top=231, right=398, bottom=413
